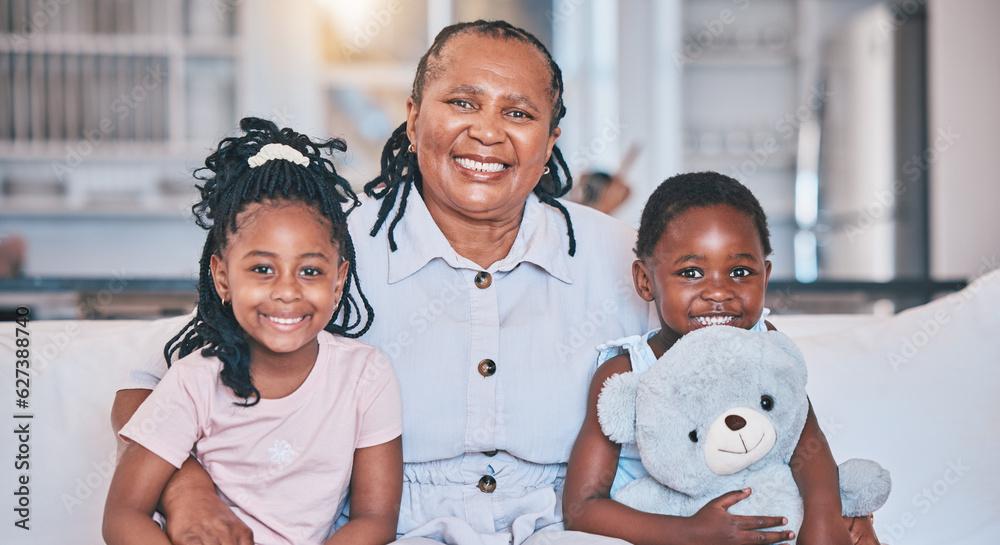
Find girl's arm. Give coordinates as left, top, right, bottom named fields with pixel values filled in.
left=102, top=442, right=180, bottom=545
left=563, top=355, right=793, bottom=545
left=791, top=403, right=874, bottom=545
left=111, top=388, right=254, bottom=545
left=768, top=321, right=880, bottom=544
left=325, top=436, right=403, bottom=545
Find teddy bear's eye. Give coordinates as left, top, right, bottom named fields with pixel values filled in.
left=688, top=430, right=698, bottom=443
left=760, top=395, right=775, bottom=411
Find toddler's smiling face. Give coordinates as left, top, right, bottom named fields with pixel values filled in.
left=636, top=204, right=771, bottom=342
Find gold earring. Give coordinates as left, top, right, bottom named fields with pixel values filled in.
left=408, top=143, right=416, bottom=153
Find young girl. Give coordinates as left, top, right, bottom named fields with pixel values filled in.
left=564, top=172, right=874, bottom=545
left=103, top=118, right=402, bottom=545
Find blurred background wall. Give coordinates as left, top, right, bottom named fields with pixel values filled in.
left=0, top=0, right=996, bottom=317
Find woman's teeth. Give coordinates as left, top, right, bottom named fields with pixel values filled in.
left=695, top=316, right=735, bottom=326
left=455, top=157, right=506, bottom=172
left=268, top=316, right=305, bottom=325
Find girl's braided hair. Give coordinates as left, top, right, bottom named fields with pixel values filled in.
left=363, top=20, right=577, bottom=255
left=165, top=117, right=374, bottom=406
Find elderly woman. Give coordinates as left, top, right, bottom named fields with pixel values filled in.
left=112, top=20, right=877, bottom=545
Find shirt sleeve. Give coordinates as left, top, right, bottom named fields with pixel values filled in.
left=118, top=313, right=195, bottom=391
left=119, top=349, right=170, bottom=391
left=356, top=350, right=403, bottom=449
left=119, top=358, right=210, bottom=468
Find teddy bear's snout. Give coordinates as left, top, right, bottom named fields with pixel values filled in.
left=704, top=407, right=778, bottom=476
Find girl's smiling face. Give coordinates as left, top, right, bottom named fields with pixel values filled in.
left=405, top=33, right=560, bottom=223
left=634, top=204, right=772, bottom=347
left=210, top=200, right=348, bottom=363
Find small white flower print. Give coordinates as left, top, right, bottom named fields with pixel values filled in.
left=268, top=440, right=296, bottom=465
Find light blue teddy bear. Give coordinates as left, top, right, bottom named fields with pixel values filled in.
left=597, top=326, right=891, bottom=536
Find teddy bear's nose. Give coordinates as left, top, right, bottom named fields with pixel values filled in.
left=725, top=414, right=747, bottom=431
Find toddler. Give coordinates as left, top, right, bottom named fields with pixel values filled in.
left=564, top=171, right=876, bottom=545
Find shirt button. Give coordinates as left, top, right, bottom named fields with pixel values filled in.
left=478, top=475, right=497, bottom=493
left=478, top=359, right=496, bottom=377
left=474, top=271, right=492, bottom=289
left=482, top=449, right=499, bottom=457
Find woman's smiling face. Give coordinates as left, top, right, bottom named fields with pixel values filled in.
left=406, top=33, right=561, bottom=222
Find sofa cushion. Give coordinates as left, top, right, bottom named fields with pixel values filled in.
left=1, top=314, right=190, bottom=542
left=1, top=273, right=998, bottom=544
left=772, top=270, right=1000, bottom=545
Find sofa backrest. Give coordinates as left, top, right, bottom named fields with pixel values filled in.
left=2, top=271, right=999, bottom=544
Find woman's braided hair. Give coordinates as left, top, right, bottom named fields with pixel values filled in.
left=165, top=117, right=374, bottom=406
left=363, top=20, right=577, bottom=255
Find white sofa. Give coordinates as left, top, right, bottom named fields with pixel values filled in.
left=2, top=271, right=999, bottom=545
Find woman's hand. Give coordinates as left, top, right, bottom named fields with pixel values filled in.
left=160, top=457, right=254, bottom=545
left=163, top=496, right=253, bottom=545
left=592, top=175, right=631, bottom=215
left=845, top=515, right=880, bottom=545
left=686, top=489, right=794, bottom=545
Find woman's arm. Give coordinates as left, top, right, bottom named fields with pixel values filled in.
left=110, top=389, right=254, bottom=545
left=111, top=389, right=153, bottom=459
left=325, top=436, right=403, bottom=545
left=102, top=442, right=179, bottom=545
left=563, top=355, right=793, bottom=545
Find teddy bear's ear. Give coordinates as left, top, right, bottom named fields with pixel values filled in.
left=768, top=330, right=808, bottom=383
left=597, top=372, right=641, bottom=444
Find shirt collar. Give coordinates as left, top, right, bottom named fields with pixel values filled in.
left=385, top=191, right=573, bottom=285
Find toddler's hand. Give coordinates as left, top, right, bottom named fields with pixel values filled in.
left=687, top=488, right=795, bottom=545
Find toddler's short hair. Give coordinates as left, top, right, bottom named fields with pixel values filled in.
left=635, top=171, right=772, bottom=260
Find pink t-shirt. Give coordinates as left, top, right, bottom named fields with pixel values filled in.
left=121, top=331, right=402, bottom=545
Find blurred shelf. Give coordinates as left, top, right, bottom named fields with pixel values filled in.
left=0, top=141, right=210, bottom=160
left=682, top=49, right=796, bottom=68
left=0, top=33, right=237, bottom=55
left=0, top=276, right=195, bottom=293
left=0, top=277, right=197, bottom=320
left=0, top=206, right=196, bottom=219
left=683, top=152, right=797, bottom=171
left=765, top=279, right=968, bottom=314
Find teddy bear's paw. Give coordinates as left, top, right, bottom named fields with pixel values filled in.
left=838, top=458, right=892, bottom=517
